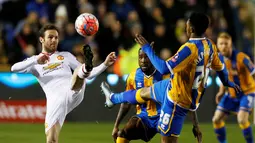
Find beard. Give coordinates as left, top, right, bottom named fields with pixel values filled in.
left=43, top=44, right=57, bottom=53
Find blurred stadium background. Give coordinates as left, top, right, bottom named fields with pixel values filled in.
left=0, top=0, right=255, bottom=142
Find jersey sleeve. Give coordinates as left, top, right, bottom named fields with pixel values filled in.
left=141, top=44, right=170, bottom=74
left=240, top=53, right=255, bottom=75
left=211, top=44, right=224, bottom=71
left=165, top=45, right=196, bottom=74
left=11, top=56, right=37, bottom=73
left=66, top=52, right=81, bottom=70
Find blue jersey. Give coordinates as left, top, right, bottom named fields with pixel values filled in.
left=126, top=68, right=169, bottom=117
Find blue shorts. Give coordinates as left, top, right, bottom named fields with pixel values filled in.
left=218, top=93, right=255, bottom=113
left=135, top=113, right=159, bottom=141
left=150, top=79, right=189, bottom=137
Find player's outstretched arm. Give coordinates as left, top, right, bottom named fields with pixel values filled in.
left=112, top=103, right=131, bottom=141
left=215, top=84, right=225, bottom=104
left=86, top=52, right=116, bottom=79
left=216, top=64, right=241, bottom=93
left=211, top=48, right=241, bottom=93
left=11, top=53, right=49, bottom=73
left=135, top=34, right=170, bottom=74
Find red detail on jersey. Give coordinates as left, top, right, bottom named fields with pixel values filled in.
left=171, top=54, right=179, bottom=62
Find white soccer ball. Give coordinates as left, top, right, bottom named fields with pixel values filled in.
left=75, top=13, right=99, bottom=37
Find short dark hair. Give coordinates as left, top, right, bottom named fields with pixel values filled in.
left=189, top=12, right=209, bottom=36
left=38, top=24, right=59, bottom=38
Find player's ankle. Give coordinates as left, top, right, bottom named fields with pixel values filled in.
left=77, top=64, right=90, bottom=79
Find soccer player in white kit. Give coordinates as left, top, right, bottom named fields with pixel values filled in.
left=11, top=24, right=116, bottom=143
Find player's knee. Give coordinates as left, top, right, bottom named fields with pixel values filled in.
left=237, top=111, right=249, bottom=125
left=47, top=134, right=58, bottom=143
left=140, top=88, right=151, bottom=100
left=46, top=125, right=60, bottom=143
left=117, top=129, right=127, bottom=138
left=47, top=138, right=57, bottom=143
left=212, top=115, right=221, bottom=124
left=237, top=116, right=248, bottom=125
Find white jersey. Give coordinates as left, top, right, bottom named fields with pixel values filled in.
left=11, top=51, right=107, bottom=99
left=11, top=51, right=108, bottom=132
left=13, top=51, right=80, bottom=99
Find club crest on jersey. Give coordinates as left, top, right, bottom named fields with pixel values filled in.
left=171, top=54, right=179, bottom=62
left=43, top=63, right=61, bottom=70
left=57, top=55, right=64, bottom=60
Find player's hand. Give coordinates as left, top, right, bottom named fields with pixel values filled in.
left=104, top=52, right=117, bottom=66
left=37, top=53, right=49, bottom=64
left=112, top=127, right=119, bottom=142
left=233, top=84, right=241, bottom=94
left=192, top=125, right=202, bottom=143
left=215, top=92, right=224, bottom=104
left=228, top=82, right=242, bottom=94
left=134, top=34, right=149, bottom=47
left=150, top=41, right=155, bottom=49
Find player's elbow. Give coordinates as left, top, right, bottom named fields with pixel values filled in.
left=11, top=64, right=23, bottom=73
left=11, top=64, right=17, bottom=72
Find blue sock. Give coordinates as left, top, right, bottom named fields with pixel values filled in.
left=110, top=90, right=140, bottom=104
left=242, top=126, right=254, bottom=143
left=214, top=126, right=227, bottom=143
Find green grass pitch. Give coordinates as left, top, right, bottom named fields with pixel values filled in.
left=0, top=123, right=253, bottom=143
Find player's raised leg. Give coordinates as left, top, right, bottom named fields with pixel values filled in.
left=101, top=77, right=170, bottom=108
left=101, top=82, right=150, bottom=108
left=71, top=45, right=93, bottom=91
left=238, top=94, right=254, bottom=143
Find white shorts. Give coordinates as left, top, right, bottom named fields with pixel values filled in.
left=45, top=84, right=86, bottom=133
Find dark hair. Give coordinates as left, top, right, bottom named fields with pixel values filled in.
left=189, top=12, right=209, bottom=36
left=38, top=24, right=59, bottom=38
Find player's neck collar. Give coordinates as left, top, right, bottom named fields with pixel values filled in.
left=189, top=37, right=206, bottom=40
left=41, top=51, right=56, bottom=56
left=143, top=69, right=157, bottom=78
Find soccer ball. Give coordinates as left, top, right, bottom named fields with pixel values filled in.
left=75, top=13, right=99, bottom=37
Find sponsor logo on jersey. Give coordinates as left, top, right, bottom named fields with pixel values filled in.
left=43, top=63, right=61, bottom=70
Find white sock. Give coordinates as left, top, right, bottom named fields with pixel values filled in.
left=77, top=64, right=88, bottom=79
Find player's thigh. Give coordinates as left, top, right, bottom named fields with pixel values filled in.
left=150, top=79, right=170, bottom=104
left=161, top=136, right=178, bottom=143
left=212, top=110, right=228, bottom=123
left=158, top=98, right=189, bottom=138
left=119, top=116, right=157, bottom=142
left=67, top=86, right=86, bottom=113
left=237, top=110, right=250, bottom=124
left=71, top=65, right=85, bottom=91
left=46, top=122, right=61, bottom=142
